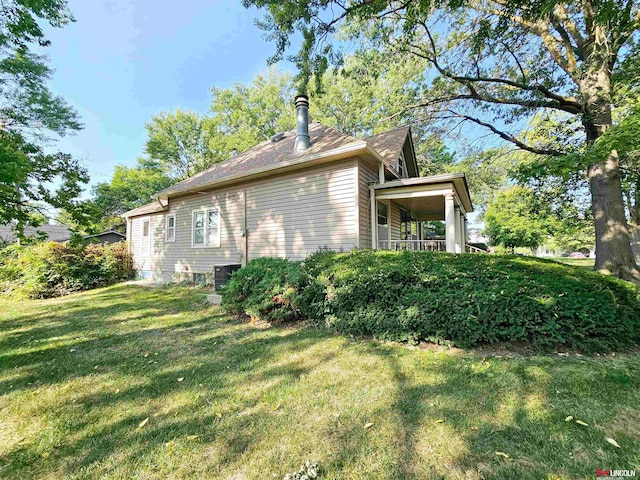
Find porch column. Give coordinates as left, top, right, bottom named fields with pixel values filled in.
left=454, top=206, right=462, bottom=253
left=463, top=217, right=468, bottom=245
left=444, top=194, right=456, bottom=253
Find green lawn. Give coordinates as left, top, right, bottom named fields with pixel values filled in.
left=552, top=256, right=596, bottom=271
left=0, top=285, right=638, bottom=479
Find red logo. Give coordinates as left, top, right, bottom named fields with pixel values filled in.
left=597, top=469, right=611, bottom=477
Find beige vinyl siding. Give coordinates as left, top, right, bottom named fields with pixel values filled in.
left=128, top=159, right=359, bottom=278
left=130, top=216, right=144, bottom=267
left=389, top=201, right=402, bottom=241
left=358, top=160, right=379, bottom=248
left=246, top=160, right=357, bottom=260
left=130, top=191, right=245, bottom=278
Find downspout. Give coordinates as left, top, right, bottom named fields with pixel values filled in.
left=242, top=189, right=248, bottom=266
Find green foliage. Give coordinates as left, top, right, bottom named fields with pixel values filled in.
left=0, top=130, right=88, bottom=234
left=300, top=250, right=640, bottom=352
left=445, top=148, right=515, bottom=213
left=221, top=257, right=305, bottom=324
left=0, top=0, right=86, bottom=236
left=88, top=159, right=173, bottom=231
left=222, top=250, right=640, bottom=352
left=208, top=68, right=295, bottom=155
left=484, top=186, right=553, bottom=250
left=145, top=109, right=213, bottom=180
left=0, top=241, right=135, bottom=298
left=0, top=0, right=80, bottom=135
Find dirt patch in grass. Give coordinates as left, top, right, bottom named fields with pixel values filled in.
left=603, top=407, right=640, bottom=440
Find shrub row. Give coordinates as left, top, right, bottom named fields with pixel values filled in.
left=0, top=241, right=136, bottom=298
left=221, top=250, right=640, bottom=352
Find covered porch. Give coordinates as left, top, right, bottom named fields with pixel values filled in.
left=369, top=173, right=478, bottom=253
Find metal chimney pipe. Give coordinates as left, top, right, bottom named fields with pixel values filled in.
left=294, top=94, right=311, bottom=153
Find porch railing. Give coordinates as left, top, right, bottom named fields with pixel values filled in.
left=378, top=240, right=447, bottom=252
left=377, top=240, right=487, bottom=253
left=465, top=244, right=487, bottom=254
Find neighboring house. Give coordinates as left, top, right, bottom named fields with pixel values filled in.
left=82, top=230, right=125, bottom=244
left=123, top=95, right=474, bottom=285
left=0, top=224, right=71, bottom=244
left=468, top=228, right=489, bottom=245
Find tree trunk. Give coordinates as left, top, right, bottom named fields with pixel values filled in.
left=581, top=49, right=640, bottom=282
left=586, top=151, right=639, bottom=281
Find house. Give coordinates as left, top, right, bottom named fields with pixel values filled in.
left=467, top=228, right=489, bottom=245
left=0, top=224, right=71, bottom=244
left=123, top=95, right=474, bottom=285
left=82, top=230, right=126, bottom=244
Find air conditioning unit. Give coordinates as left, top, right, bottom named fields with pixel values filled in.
left=214, top=264, right=241, bottom=290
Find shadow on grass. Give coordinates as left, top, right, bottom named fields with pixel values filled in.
left=0, top=284, right=638, bottom=479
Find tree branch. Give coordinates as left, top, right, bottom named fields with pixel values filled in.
left=552, top=5, right=586, bottom=49
left=484, top=5, right=582, bottom=83
left=410, top=27, right=583, bottom=114
left=446, top=109, right=565, bottom=156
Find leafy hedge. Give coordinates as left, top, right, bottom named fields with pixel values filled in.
left=0, top=241, right=135, bottom=298
left=222, top=250, right=640, bottom=352
left=221, top=257, right=305, bottom=323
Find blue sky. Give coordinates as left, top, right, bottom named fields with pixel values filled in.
left=45, top=0, right=285, bottom=191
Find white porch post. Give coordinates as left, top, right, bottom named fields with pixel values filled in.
left=370, top=187, right=378, bottom=249
left=444, top=194, right=456, bottom=253
left=454, top=206, right=462, bottom=253
left=463, top=217, right=468, bottom=246
left=378, top=162, right=385, bottom=184
left=459, top=213, right=466, bottom=253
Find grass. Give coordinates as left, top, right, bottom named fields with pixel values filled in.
left=0, top=284, right=639, bottom=479
left=552, top=257, right=596, bottom=271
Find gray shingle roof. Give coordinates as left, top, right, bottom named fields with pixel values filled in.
left=0, top=224, right=71, bottom=243
left=122, top=122, right=413, bottom=219
left=155, top=122, right=362, bottom=198
left=85, top=230, right=125, bottom=239
left=122, top=202, right=169, bottom=218
left=364, top=125, right=410, bottom=165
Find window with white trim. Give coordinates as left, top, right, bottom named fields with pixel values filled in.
left=165, top=214, right=176, bottom=242
left=377, top=201, right=388, bottom=226
left=397, top=151, right=407, bottom=177
left=192, top=209, right=220, bottom=247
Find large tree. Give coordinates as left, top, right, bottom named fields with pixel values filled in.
left=244, top=0, right=640, bottom=281
left=145, top=109, right=213, bottom=180
left=484, top=186, right=553, bottom=252
left=0, top=0, right=86, bottom=235
left=88, top=158, right=173, bottom=232
left=207, top=68, right=296, bottom=155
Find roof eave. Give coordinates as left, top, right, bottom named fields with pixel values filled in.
left=122, top=201, right=169, bottom=219
left=372, top=172, right=474, bottom=213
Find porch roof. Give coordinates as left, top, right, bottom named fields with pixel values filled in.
left=371, top=173, right=473, bottom=214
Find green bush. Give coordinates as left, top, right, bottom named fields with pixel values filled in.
left=0, top=241, right=135, bottom=298
left=300, top=250, right=640, bottom=352
left=223, top=250, right=640, bottom=352
left=221, top=257, right=305, bottom=323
